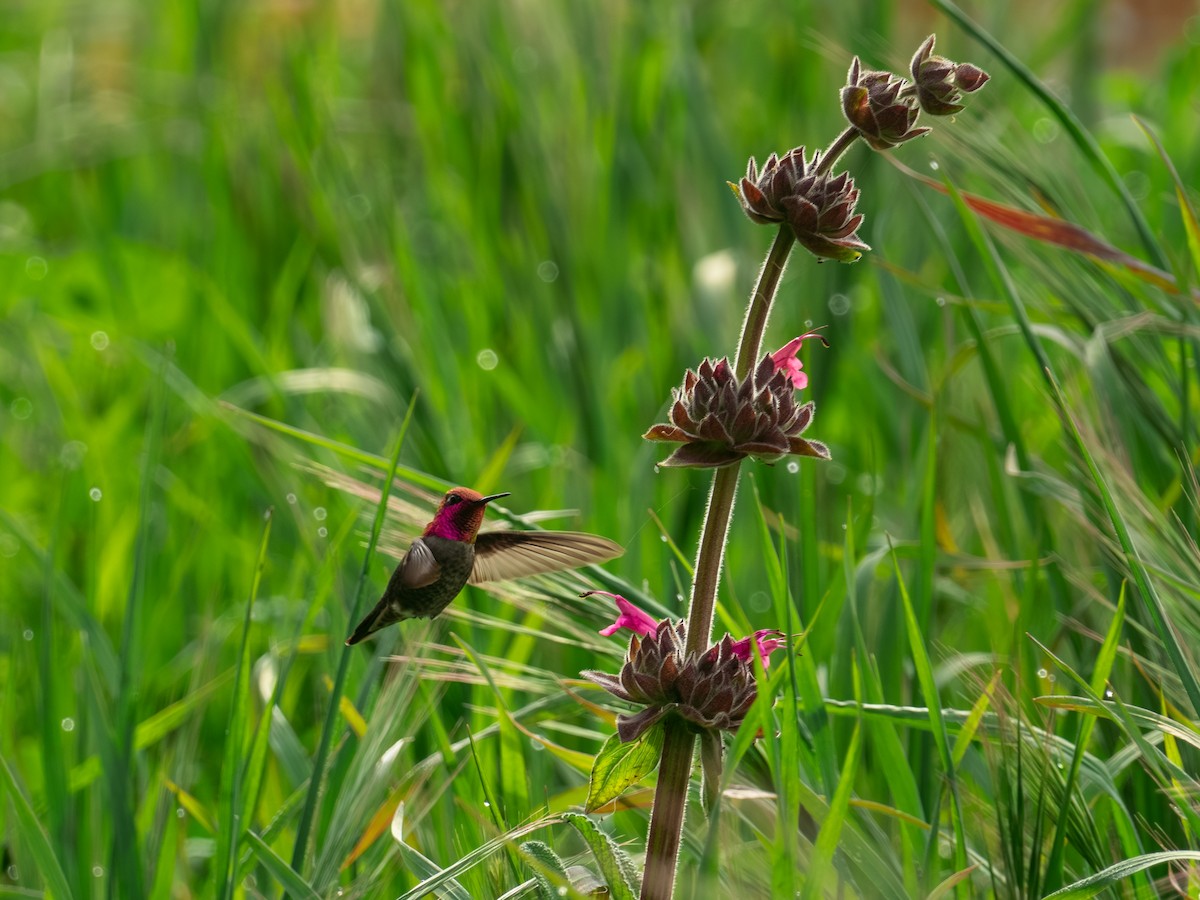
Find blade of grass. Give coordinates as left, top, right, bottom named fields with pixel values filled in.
left=932, top=0, right=1169, bottom=270
left=1046, top=371, right=1200, bottom=715
left=245, top=831, right=322, bottom=900
left=890, top=540, right=968, bottom=893
left=108, top=349, right=169, bottom=900
left=0, top=755, right=75, bottom=900
left=1042, top=851, right=1200, bottom=899
left=290, top=394, right=417, bottom=874
left=800, top=713, right=862, bottom=899
left=215, top=508, right=273, bottom=899
left=1043, top=584, right=1126, bottom=890
left=393, top=816, right=563, bottom=900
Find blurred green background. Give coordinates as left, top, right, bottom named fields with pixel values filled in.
left=2, top=0, right=1199, bottom=897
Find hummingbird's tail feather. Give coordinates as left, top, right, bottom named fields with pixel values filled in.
left=345, top=595, right=402, bottom=645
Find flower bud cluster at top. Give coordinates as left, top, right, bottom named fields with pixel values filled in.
left=731, top=34, right=989, bottom=264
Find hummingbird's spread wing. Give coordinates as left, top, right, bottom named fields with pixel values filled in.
left=469, top=531, right=623, bottom=584
left=398, top=538, right=442, bottom=588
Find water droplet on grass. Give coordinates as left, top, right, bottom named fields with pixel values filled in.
left=537, top=260, right=559, bottom=282
left=22, top=629, right=33, bottom=641
left=10, top=397, right=32, bottom=419
left=477, top=348, right=498, bottom=370
left=25, top=256, right=47, bottom=279
left=786, top=461, right=799, bottom=473
left=89, top=487, right=102, bottom=501
left=318, top=527, right=327, bottom=538
left=314, top=507, right=327, bottom=521
left=1037, top=668, right=1048, bottom=679
left=61, top=718, right=75, bottom=731
left=91, top=331, right=109, bottom=350
left=92, top=865, right=104, bottom=877
left=286, top=493, right=297, bottom=504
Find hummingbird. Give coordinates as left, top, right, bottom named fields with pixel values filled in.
left=345, top=487, right=624, bottom=645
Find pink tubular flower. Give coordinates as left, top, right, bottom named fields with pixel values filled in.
left=586, top=590, right=659, bottom=638
left=770, top=330, right=829, bottom=391
left=729, top=630, right=787, bottom=668
left=587, top=590, right=786, bottom=668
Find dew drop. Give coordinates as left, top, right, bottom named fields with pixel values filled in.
left=22, top=629, right=33, bottom=641
left=537, top=260, right=559, bottom=282
left=61, top=717, right=75, bottom=732
left=557, top=888, right=568, bottom=897
left=177, top=807, right=186, bottom=818
left=483, top=800, right=491, bottom=808
left=10, top=397, right=32, bottom=419
left=314, top=507, right=327, bottom=521
left=26, top=255, right=47, bottom=279
left=935, top=296, right=946, bottom=307
left=803, top=319, right=813, bottom=328
left=659, top=534, right=668, bottom=542
left=7, top=865, right=19, bottom=880
left=929, top=160, right=940, bottom=171
left=90, top=330, right=110, bottom=351
left=476, top=348, right=498, bottom=370
left=286, top=493, right=297, bottom=504
left=318, top=527, right=328, bottom=538
left=60, top=440, right=88, bottom=468
left=89, top=487, right=102, bottom=501
left=1103, top=688, right=1114, bottom=700
left=786, top=461, right=799, bottom=474
left=92, top=865, right=103, bottom=877
left=1048, top=674, right=1056, bottom=683
left=1036, top=667, right=1048, bottom=679
left=827, top=293, right=850, bottom=315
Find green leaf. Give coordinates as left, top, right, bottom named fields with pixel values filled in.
left=1042, top=851, right=1200, bottom=899
left=560, top=812, right=639, bottom=900
left=243, top=831, right=321, bottom=900
left=0, top=755, right=75, bottom=900
left=519, top=841, right=577, bottom=900
left=585, top=722, right=665, bottom=811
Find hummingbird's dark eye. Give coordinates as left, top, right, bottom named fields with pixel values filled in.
left=445, top=493, right=461, bottom=505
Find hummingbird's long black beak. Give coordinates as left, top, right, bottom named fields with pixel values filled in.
left=478, top=492, right=511, bottom=505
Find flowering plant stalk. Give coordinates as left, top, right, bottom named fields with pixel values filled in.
left=581, top=35, right=987, bottom=900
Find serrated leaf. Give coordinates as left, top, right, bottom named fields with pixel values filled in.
left=520, top=840, right=577, bottom=900
left=585, top=723, right=665, bottom=812
left=560, top=812, right=639, bottom=900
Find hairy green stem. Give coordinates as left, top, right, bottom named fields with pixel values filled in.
left=817, top=125, right=860, bottom=176
left=638, top=719, right=696, bottom=900
left=733, top=227, right=795, bottom=381
left=641, top=223, right=798, bottom=898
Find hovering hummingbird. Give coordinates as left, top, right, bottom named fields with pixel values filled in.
left=345, top=487, right=624, bottom=645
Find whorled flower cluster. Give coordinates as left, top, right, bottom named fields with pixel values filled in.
left=582, top=618, right=777, bottom=742
left=731, top=147, right=869, bottom=263
left=644, top=340, right=829, bottom=469
left=841, top=57, right=929, bottom=151
left=910, top=34, right=990, bottom=117
left=841, top=35, right=990, bottom=150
